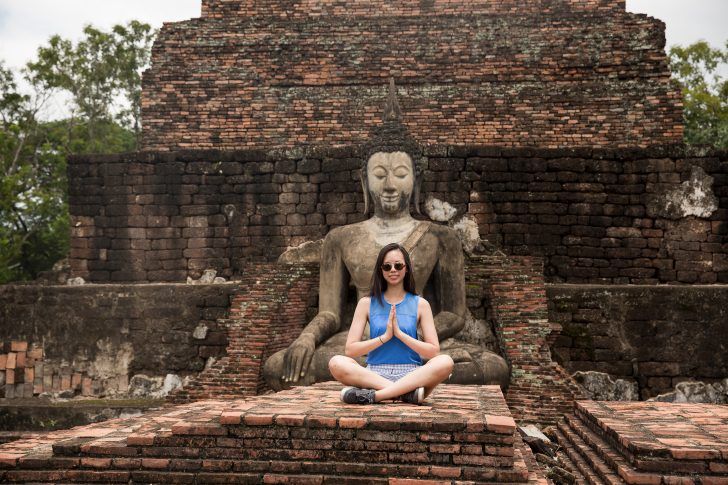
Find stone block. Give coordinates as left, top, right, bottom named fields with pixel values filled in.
left=677, top=271, right=699, bottom=283
left=70, top=372, right=82, bottom=390
left=43, top=373, right=53, bottom=393
left=713, top=253, right=728, bottom=272
left=61, top=374, right=72, bottom=391
left=639, top=362, right=681, bottom=377
left=647, top=376, right=672, bottom=391
left=81, top=377, right=93, bottom=396
left=118, top=374, right=129, bottom=393
left=297, top=158, right=320, bottom=174
left=606, top=227, right=642, bottom=238
left=27, top=348, right=43, bottom=360
left=10, top=341, right=27, bottom=352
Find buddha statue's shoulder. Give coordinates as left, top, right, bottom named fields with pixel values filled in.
left=323, top=221, right=369, bottom=245
left=425, top=222, right=462, bottom=249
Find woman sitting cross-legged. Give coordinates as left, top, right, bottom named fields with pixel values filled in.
left=329, top=243, right=454, bottom=405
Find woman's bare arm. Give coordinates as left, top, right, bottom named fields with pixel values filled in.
left=345, top=298, right=394, bottom=357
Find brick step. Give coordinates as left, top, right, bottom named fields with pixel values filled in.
left=574, top=402, right=728, bottom=477
left=562, top=412, right=728, bottom=485
left=73, top=444, right=516, bottom=471
left=562, top=414, right=662, bottom=484
left=555, top=422, right=624, bottom=485
left=65, top=423, right=518, bottom=472
left=133, top=441, right=515, bottom=465
left=554, top=429, right=604, bottom=485
left=3, top=450, right=534, bottom=483
left=573, top=403, right=643, bottom=464
left=1, top=469, right=531, bottom=484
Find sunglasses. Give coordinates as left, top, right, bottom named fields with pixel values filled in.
left=381, top=262, right=406, bottom=272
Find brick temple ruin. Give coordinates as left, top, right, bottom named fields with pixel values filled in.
left=143, top=0, right=683, bottom=150
left=1, top=0, right=727, bottom=482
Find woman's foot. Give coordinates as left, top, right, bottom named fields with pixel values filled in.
left=399, top=386, right=425, bottom=404
left=340, top=386, right=376, bottom=404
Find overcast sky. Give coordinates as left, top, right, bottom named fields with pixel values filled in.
left=0, top=0, right=725, bottom=117
left=1, top=0, right=726, bottom=71
left=0, top=0, right=726, bottom=72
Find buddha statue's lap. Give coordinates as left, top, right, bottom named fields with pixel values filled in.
left=264, top=329, right=509, bottom=388
left=262, top=80, right=510, bottom=391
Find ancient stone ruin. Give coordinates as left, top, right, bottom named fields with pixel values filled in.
left=1, top=0, right=727, bottom=482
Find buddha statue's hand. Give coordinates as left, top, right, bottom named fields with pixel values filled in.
left=446, top=348, right=472, bottom=363
left=283, top=333, right=316, bottom=383
left=434, top=311, right=466, bottom=341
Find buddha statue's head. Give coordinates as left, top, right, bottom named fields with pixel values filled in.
left=361, top=79, right=423, bottom=216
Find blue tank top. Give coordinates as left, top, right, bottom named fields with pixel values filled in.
left=367, top=292, right=422, bottom=365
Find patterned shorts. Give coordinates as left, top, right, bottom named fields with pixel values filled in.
left=367, top=363, right=420, bottom=382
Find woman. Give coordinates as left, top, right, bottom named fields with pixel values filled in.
left=328, top=243, right=454, bottom=404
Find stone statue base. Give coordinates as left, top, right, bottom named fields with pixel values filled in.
left=263, top=332, right=509, bottom=391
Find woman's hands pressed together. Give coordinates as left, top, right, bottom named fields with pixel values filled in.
left=381, top=305, right=393, bottom=342
left=383, top=304, right=407, bottom=343
left=390, top=305, right=405, bottom=340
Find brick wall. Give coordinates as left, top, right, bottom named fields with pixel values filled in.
left=142, top=1, right=680, bottom=150
left=68, top=146, right=727, bottom=284
left=0, top=341, right=46, bottom=399
left=471, top=256, right=584, bottom=425
left=547, top=284, right=728, bottom=399
left=0, top=284, right=235, bottom=398
left=172, top=263, right=318, bottom=402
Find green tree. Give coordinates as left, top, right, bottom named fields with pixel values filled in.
left=111, top=21, right=156, bottom=138
left=1, top=21, right=155, bottom=284
left=26, top=20, right=155, bottom=148
left=0, top=62, right=68, bottom=283
left=669, top=40, right=728, bottom=149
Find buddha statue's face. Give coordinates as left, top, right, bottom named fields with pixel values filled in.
left=366, top=151, right=415, bottom=215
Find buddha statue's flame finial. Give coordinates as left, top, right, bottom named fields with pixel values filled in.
left=382, top=77, right=402, bottom=122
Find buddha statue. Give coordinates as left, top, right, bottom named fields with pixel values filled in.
left=263, top=81, right=509, bottom=391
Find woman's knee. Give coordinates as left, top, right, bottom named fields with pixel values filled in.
left=328, top=355, right=351, bottom=378
left=431, top=354, right=454, bottom=377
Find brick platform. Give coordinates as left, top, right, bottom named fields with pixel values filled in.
left=555, top=401, right=728, bottom=484
left=0, top=383, right=546, bottom=483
